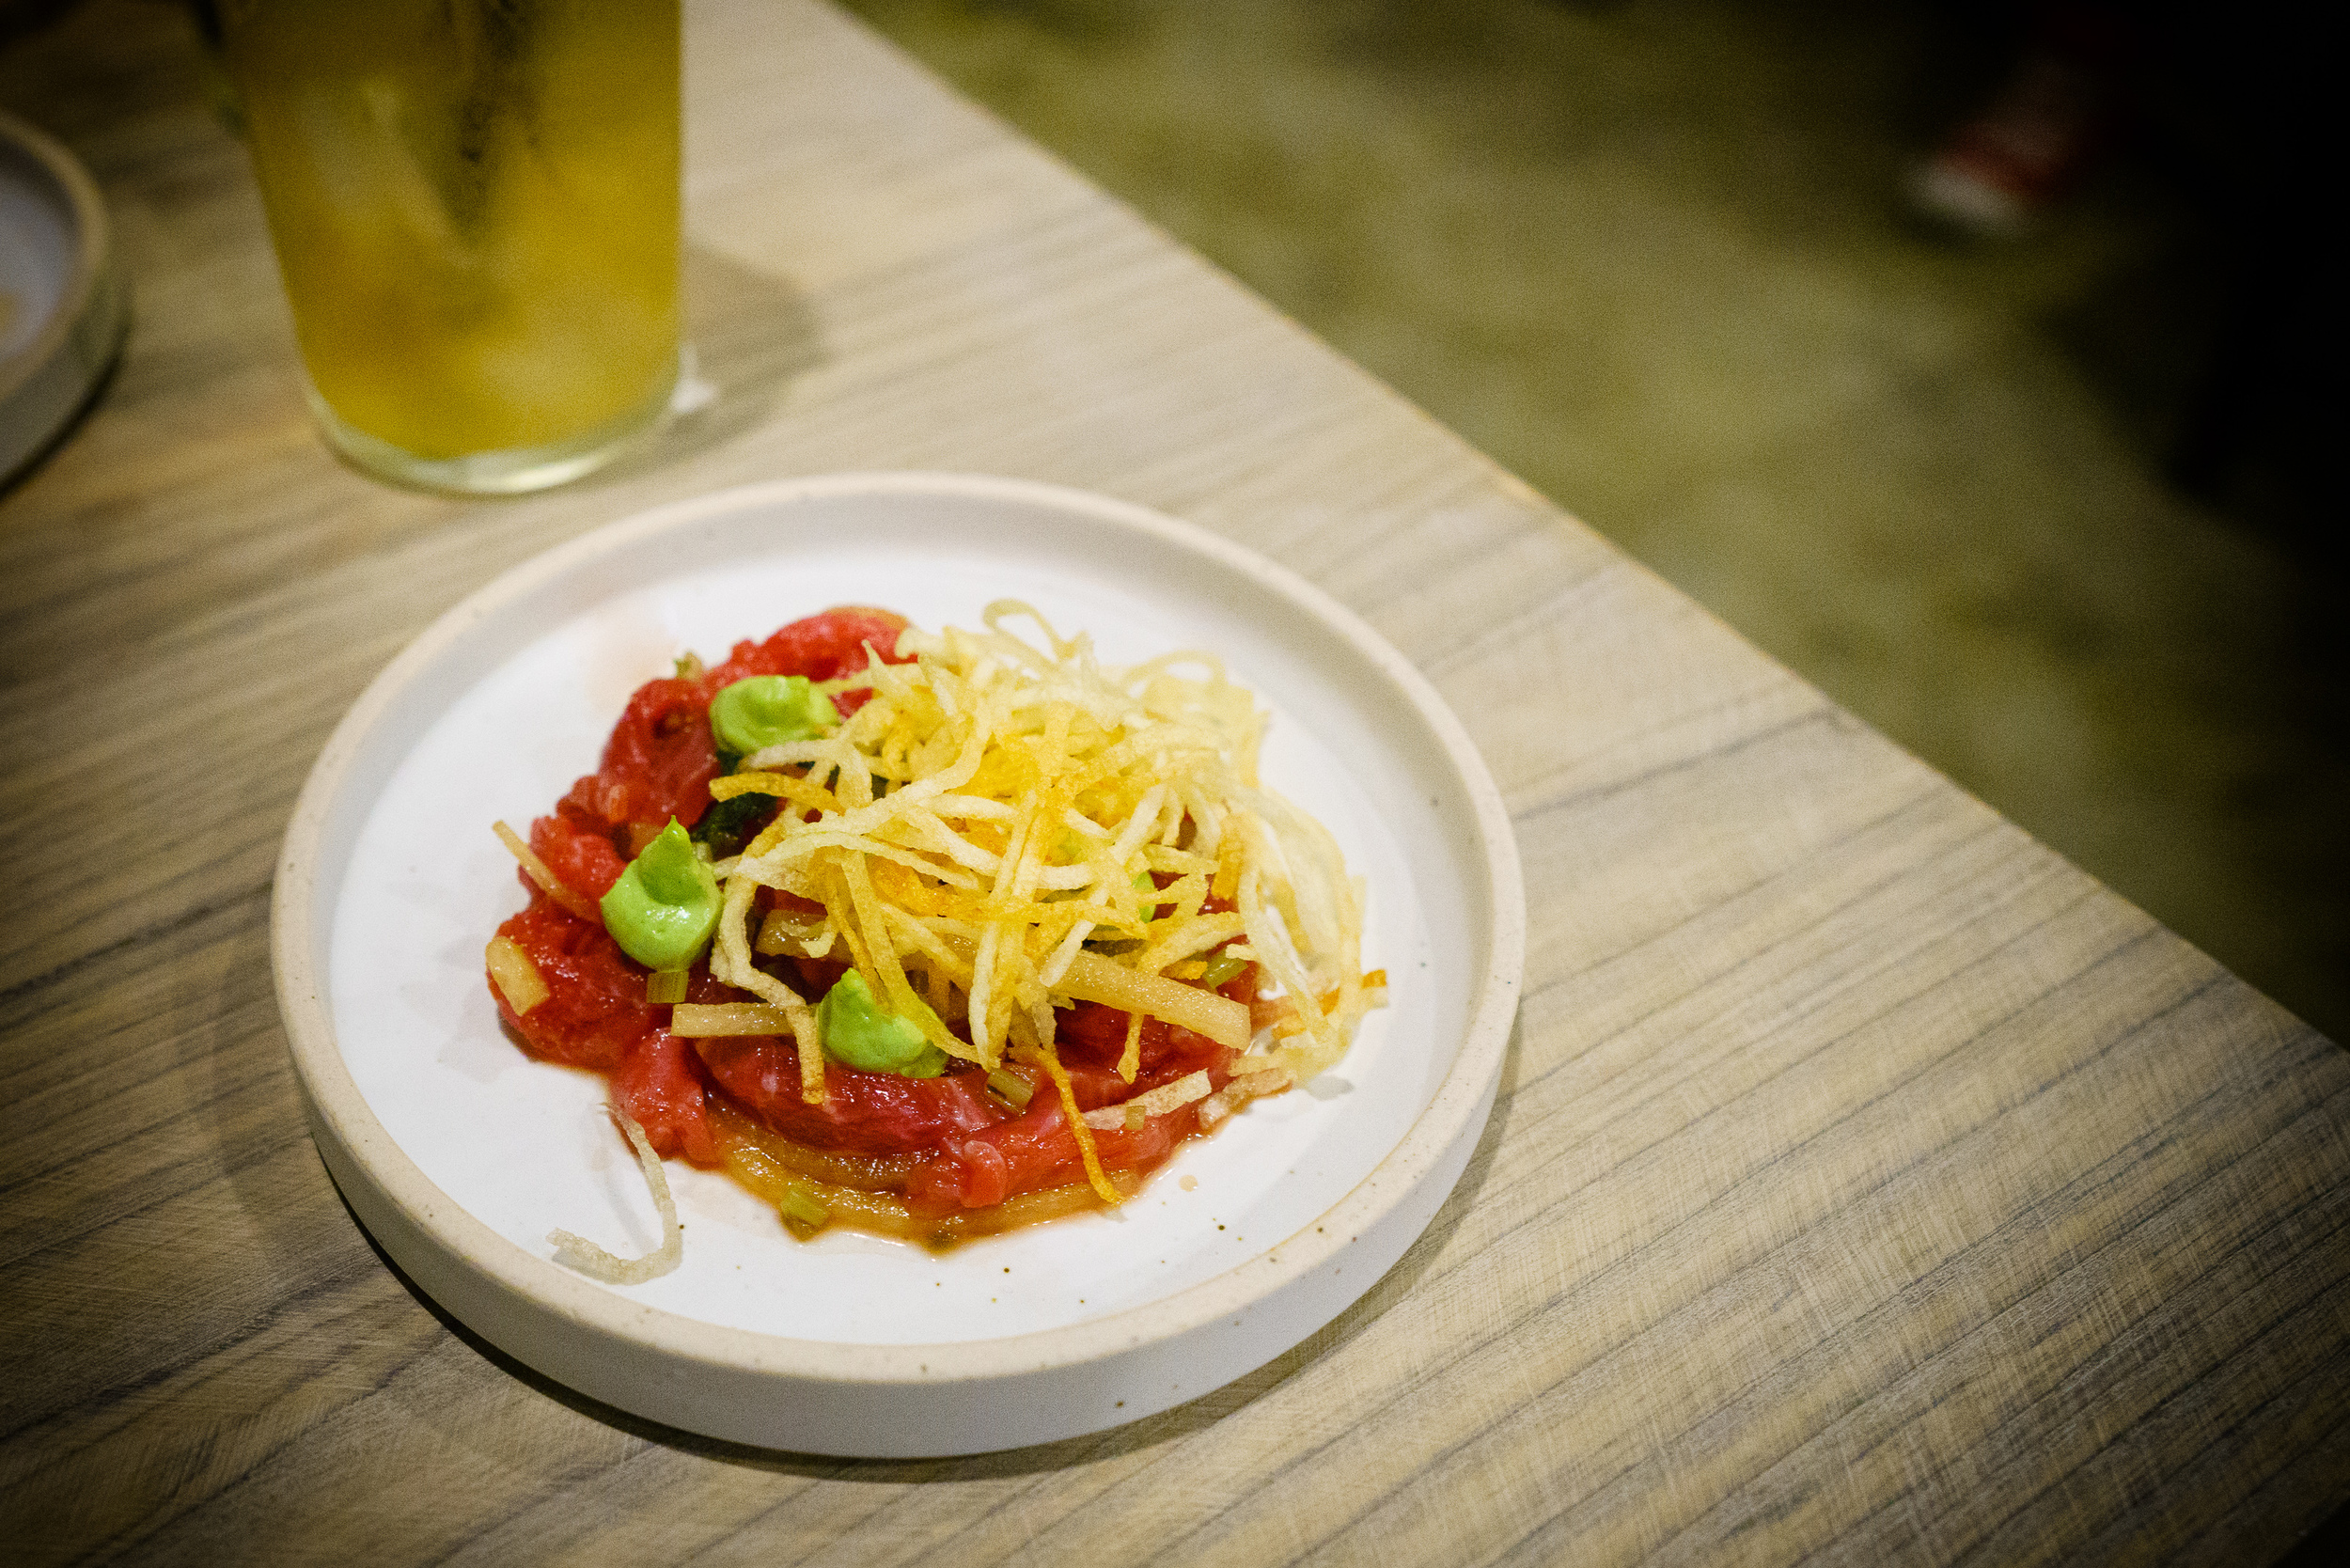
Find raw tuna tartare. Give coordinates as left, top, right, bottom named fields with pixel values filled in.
left=484, top=603, right=1383, bottom=1276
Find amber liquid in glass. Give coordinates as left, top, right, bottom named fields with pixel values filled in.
left=223, top=0, right=681, bottom=492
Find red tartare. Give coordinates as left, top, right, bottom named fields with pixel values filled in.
left=486, top=604, right=1381, bottom=1258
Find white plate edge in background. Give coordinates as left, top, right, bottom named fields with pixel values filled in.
left=0, top=110, right=127, bottom=487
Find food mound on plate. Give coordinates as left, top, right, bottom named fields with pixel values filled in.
left=484, top=602, right=1385, bottom=1276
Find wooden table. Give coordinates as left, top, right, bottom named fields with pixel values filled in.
left=5, top=2, right=2344, bottom=1561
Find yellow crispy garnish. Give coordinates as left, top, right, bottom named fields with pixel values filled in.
left=493, top=820, right=599, bottom=923
left=703, top=602, right=1382, bottom=1094
left=548, top=1107, right=682, bottom=1284
left=1019, top=1043, right=1120, bottom=1206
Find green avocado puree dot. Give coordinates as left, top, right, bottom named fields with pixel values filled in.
left=600, top=819, right=721, bottom=970
left=710, top=675, right=835, bottom=758
left=818, top=971, right=948, bottom=1077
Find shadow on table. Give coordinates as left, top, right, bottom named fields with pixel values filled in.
left=349, top=1018, right=1525, bottom=1482
left=590, top=240, right=826, bottom=484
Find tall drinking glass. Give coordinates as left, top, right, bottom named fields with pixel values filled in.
left=219, top=1, right=681, bottom=494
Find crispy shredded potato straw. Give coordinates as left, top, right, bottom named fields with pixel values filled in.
left=703, top=601, right=1383, bottom=1205
left=494, top=819, right=599, bottom=922
left=1081, top=1069, right=1213, bottom=1129
left=549, top=1107, right=682, bottom=1283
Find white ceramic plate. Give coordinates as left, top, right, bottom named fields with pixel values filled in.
left=0, top=111, right=126, bottom=487
left=274, top=474, right=1524, bottom=1455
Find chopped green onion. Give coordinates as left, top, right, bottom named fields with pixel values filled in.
left=779, top=1182, right=830, bottom=1230
left=986, top=1069, right=1036, bottom=1109
left=1199, top=951, right=1248, bottom=988
left=646, top=968, right=689, bottom=1005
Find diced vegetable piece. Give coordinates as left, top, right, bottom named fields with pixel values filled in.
left=985, top=1068, right=1036, bottom=1109
left=646, top=968, right=688, bottom=1005
left=1199, top=950, right=1248, bottom=988
left=485, top=934, right=549, bottom=1014
left=779, top=1181, right=831, bottom=1230
left=671, top=1001, right=800, bottom=1036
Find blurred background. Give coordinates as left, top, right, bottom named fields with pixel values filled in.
left=836, top=0, right=2345, bottom=1042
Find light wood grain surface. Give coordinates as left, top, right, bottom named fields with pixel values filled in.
left=4, top=2, right=2345, bottom=1562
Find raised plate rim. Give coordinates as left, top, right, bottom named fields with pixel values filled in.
left=271, top=472, right=1525, bottom=1451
